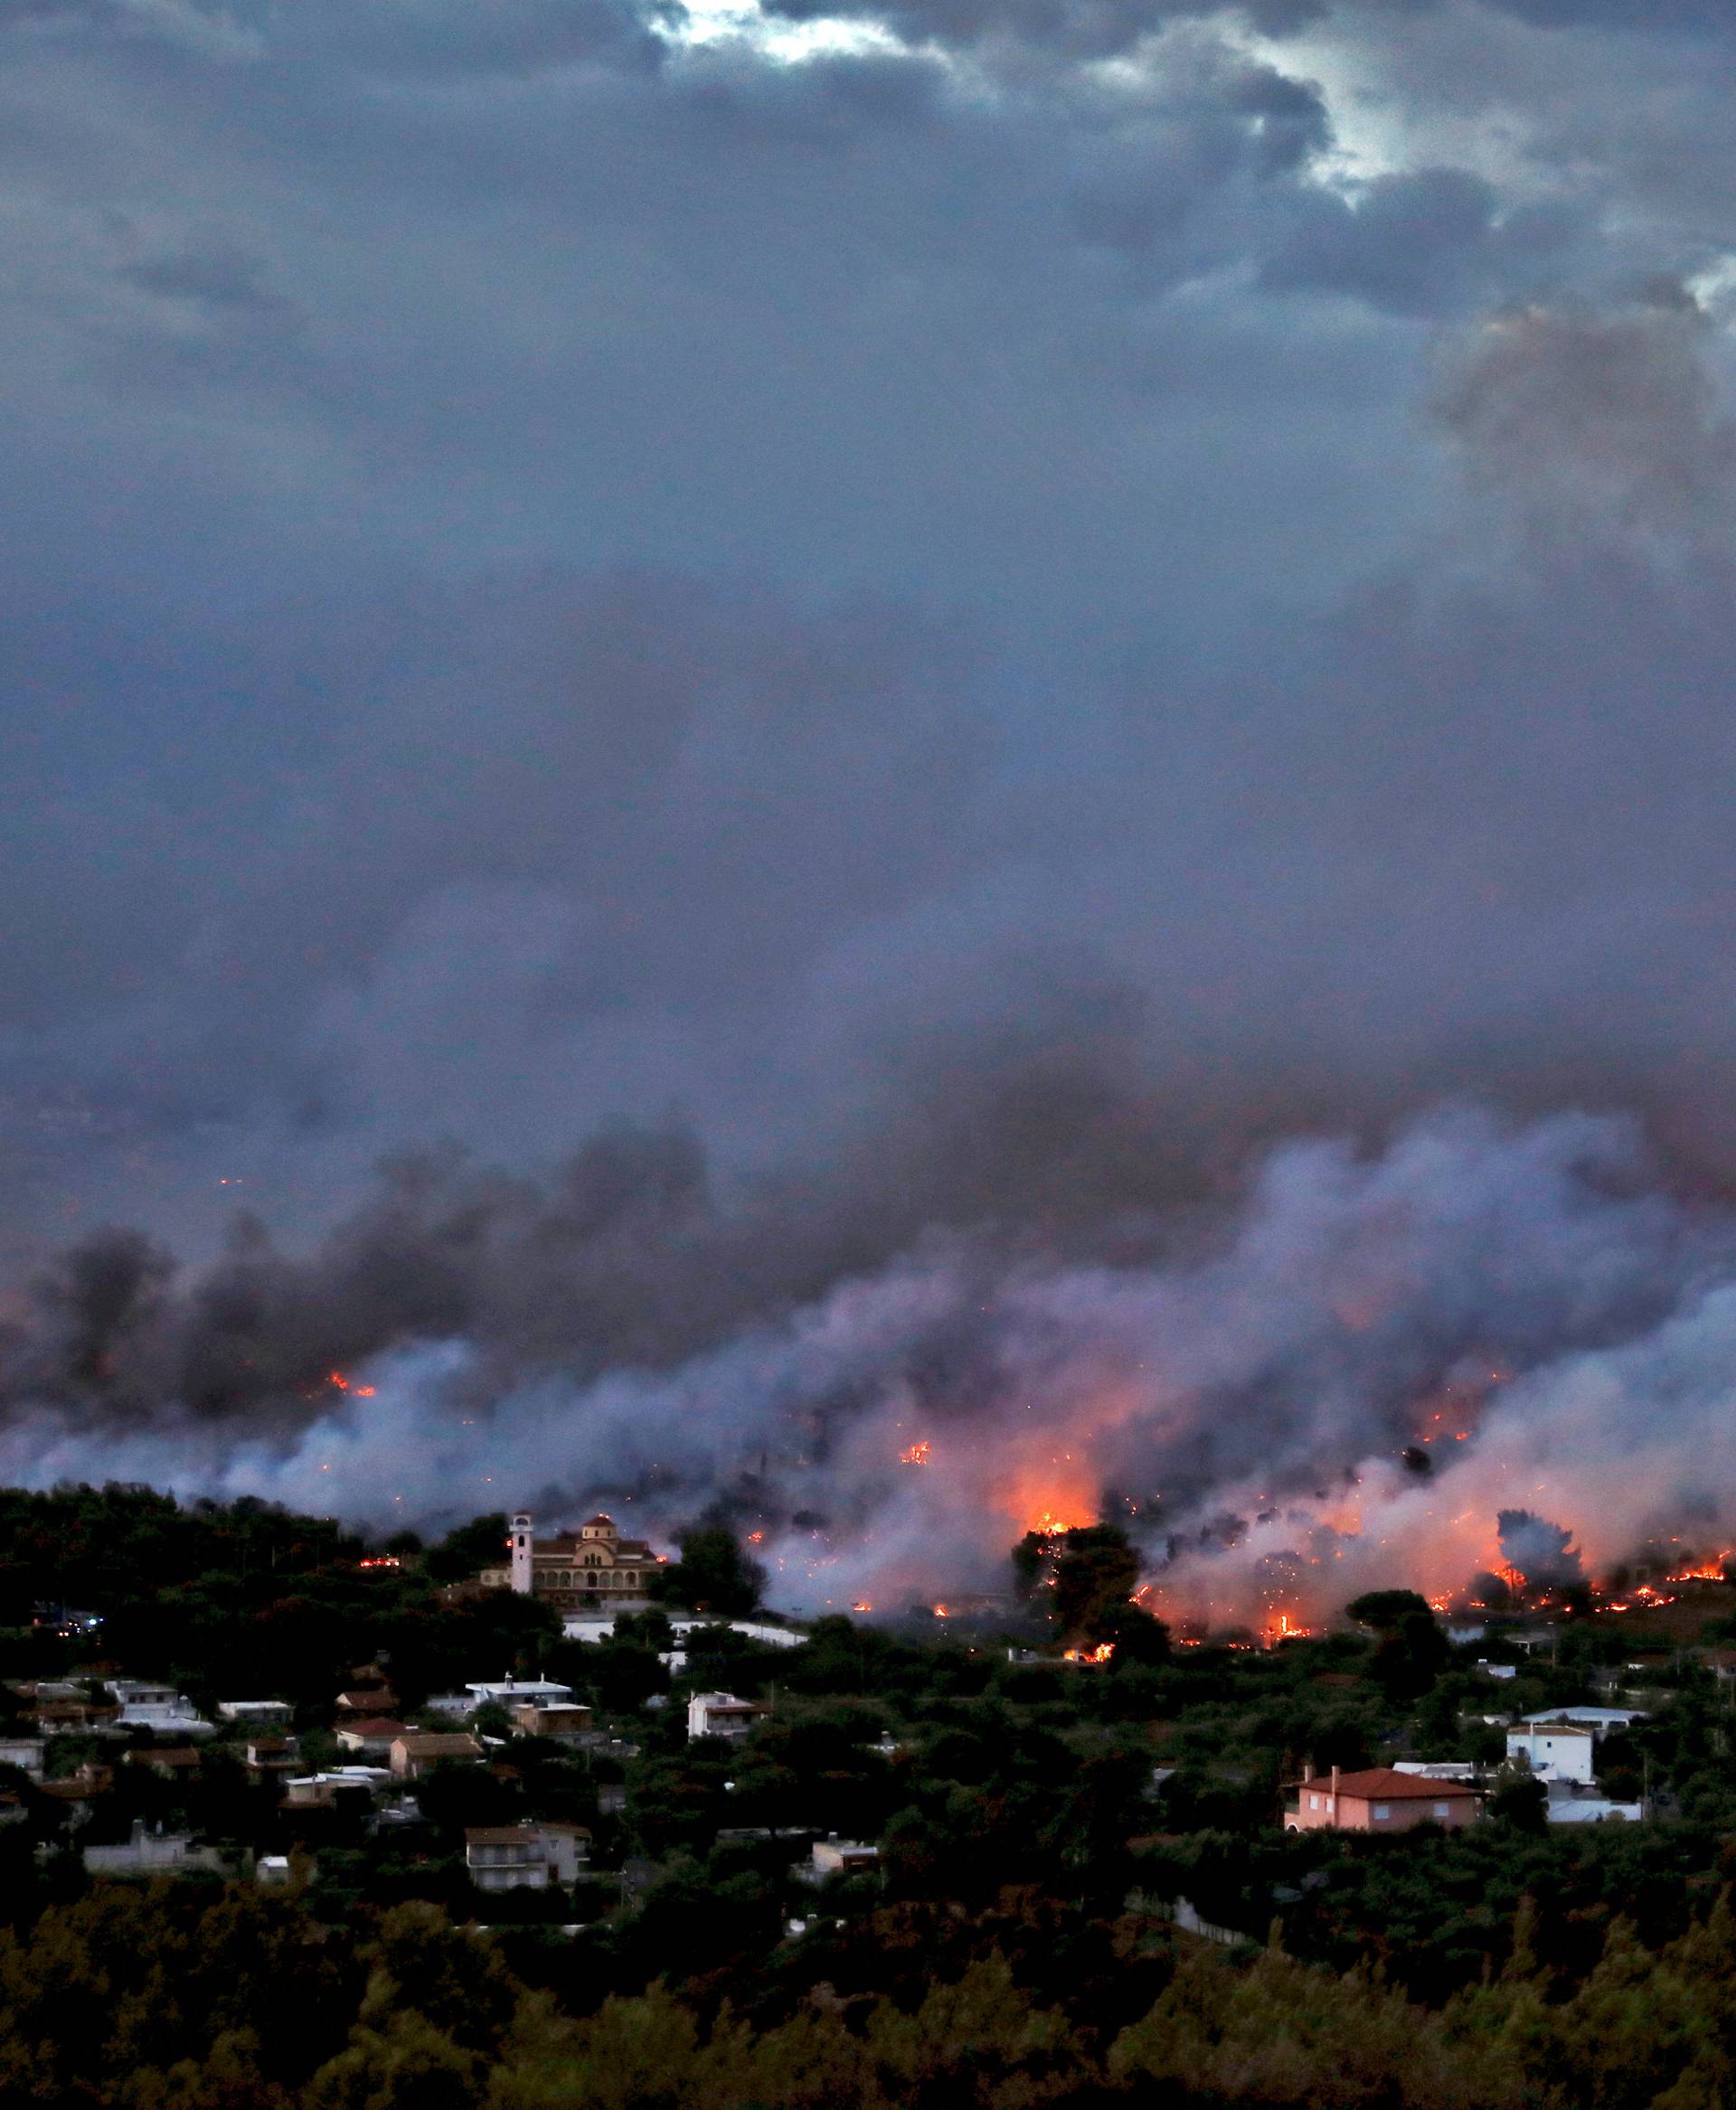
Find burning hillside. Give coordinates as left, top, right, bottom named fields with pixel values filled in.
left=6, top=1104, right=1736, bottom=1625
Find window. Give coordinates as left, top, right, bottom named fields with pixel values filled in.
left=1373, top=1804, right=1390, bottom=1821
left=1434, top=1803, right=1451, bottom=1819
left=1308, top=1794, right=1318, bottom=1811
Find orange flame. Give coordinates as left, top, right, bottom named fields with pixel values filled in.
left=900, top=1442, right=932, bottom=1465
left=1029, top=1507, right=1092, bottom=1537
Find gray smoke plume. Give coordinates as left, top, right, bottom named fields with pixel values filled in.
left=6, top=1101, right=1736, bottom=1620
left=12, top=272, right=1736, bottom=1615
left=1496, top=1507, right=1586, bottom=1589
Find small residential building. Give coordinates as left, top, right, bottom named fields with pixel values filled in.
left=1547, top=1792, right=1644, bottom=1825
left=108, top=1682, right=213, bottom=1736
left=335, top=1691, right=401, bottom=1722
left=1505, top=1723, right=1597, bottom=1785
left=808, top=1839, right=881, bottom=1878
left=218, top=1700, right=294, bottom=1727
left=124, top=1745, right=203, bottom=1782
left=39, top=1761, right=113, bottom=1825
left=539, top=1822, right=590, bottom=1880
left=372, top=1796, right=428, bottom=1837
left=0, top=1736, right=46, bottom=1778
left=256, top=1855, right=294, bottom=1885
left=245, top=1736, right=299, bottom=1780
left=83, top=1820, right=229, bottom=1877
left=1474, top=1662, right=1518, bottom=1681
left=466, top=1828, right=546, bottom=1889
left=1286, top=1766, right=1481, bottom=1832
left=108, top=1680, right=184, bottom=1719
left=464, top=1821, right=592, bottom=1891
left=335, top=1717, right=411, bottom=1757
left=26, top=1691, right=120, bottom=1734
left=465, top=1679, right=574, bottom=1708
left=282, top=1768, right=386, bottom=1809
left=687, top=1692, right=769, bottom=1741
left=390, top=1732, right=485, bottom=1780
left=335, top=1665, right=401, bottom=1719
left=509, top=1701, right=593, bottom=1740
left=1521, top=1706, right=1647, bottom=1733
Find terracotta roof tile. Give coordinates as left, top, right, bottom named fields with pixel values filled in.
left=1315, top=1768, right=1479, bottom=1800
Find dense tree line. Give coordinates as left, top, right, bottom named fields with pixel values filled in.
left=11, top=1877, right=1736, bottom=2107
left=0, top=1487, right=560, bottom=1714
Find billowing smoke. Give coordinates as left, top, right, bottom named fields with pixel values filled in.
left=1496, top=1508, right=1586, bottom=1590
left=13, top=3, right=1736, bottom=1634
left=5, top=1100, right=1736, bottom=1621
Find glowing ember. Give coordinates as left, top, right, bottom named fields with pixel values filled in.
left=1028, top=1507, right=1092, bottom=1537
left=901, top=1442, right=933, bottom=1465
left=851, top=1599, right=873, bottom=1614
left=932, top=1603, right=950, bottom=1618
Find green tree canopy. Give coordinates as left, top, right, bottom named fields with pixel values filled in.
left=1014, top=1524, right=1140, bottom=1646
left=423, top=1512, right=510, bottom=1586
left=650, top=1529, right=764, bottom=1616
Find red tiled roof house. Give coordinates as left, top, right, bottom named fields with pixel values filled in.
left=1284, top=1765, right=1481, bottom=1833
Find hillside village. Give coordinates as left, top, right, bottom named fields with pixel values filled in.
left=9, top=1484, right=1736, bottom=2104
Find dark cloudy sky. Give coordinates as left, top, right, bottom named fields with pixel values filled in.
left=7, top=0, right=1736, bottom=1274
